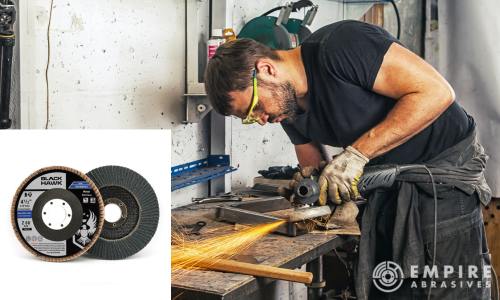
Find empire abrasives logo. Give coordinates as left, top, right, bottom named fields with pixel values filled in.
left=372, top=260, right=492, bottom=293
left=372, top=261, right=404, bottom=292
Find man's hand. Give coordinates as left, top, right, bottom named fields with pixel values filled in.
left=318, top=146, right=369, bottom=204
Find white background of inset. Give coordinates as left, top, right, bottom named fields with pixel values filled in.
left=0, top=130, right=171, bottom=300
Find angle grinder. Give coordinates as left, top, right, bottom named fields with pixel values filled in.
left=293, top=165, right=416, bottom=205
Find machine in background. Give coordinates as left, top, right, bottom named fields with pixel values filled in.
left=238, top=0, right=318, bottom=50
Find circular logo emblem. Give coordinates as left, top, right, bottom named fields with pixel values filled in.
left=372, top=261, right=404, bottom=293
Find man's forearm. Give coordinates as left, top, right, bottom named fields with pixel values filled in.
left=351, top=92, right=454, bottom=159
left=294, top=142, right=323, bottom=168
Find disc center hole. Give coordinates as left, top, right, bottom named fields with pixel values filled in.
left=105, top=203, right=122, bottom=223
left=42, top=198, right=72, bottom=230
left=298, top=186, right=309, bottom=196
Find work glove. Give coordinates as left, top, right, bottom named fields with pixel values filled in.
left=258, top=165, right=299, bottom=179
left=318, top=146, right=369, bottom=205
left=278, top=162, right=328, bottom=205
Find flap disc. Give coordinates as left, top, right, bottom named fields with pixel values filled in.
left=85, top=166, right=159, bottom=260
left=11, top=166, right=104, bottom=262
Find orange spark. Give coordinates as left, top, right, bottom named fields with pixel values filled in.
left=172, top=220, right=285, bottom=279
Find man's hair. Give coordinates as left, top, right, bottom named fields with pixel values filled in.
left=204, top=38, right=280, bottom=116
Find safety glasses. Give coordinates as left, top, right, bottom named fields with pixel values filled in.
left=242, top=69, right=260, bottom=125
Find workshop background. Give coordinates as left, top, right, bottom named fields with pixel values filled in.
left=4, top=0, right=500, bottom=299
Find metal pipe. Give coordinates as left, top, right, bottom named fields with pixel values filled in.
left=0, top=39, right=13, bottom=129
left=307, top=256, right=325, bottom=300
left=0, top=0, right=15, bottom=129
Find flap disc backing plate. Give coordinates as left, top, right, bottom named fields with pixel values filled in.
left=11, top=166, right=104, bottom=262
left=86, top=166, right=159, bottom=260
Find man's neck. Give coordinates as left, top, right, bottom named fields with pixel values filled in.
left=277, top=47, right=309, bottom=110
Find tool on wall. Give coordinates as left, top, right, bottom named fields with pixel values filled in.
left=0, top=0, right=16, bottom=129
left=238, top=0, right=318, bottom=50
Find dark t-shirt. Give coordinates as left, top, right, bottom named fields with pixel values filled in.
left=281, top=20, right=474, bottom=165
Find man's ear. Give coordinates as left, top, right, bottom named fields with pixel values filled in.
left=255, top=58, right=277, bottom=78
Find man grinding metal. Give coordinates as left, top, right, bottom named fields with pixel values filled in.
left=204, top=20, right=492, bottom=299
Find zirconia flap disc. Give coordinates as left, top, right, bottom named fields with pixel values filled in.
left=11, top=166, right=104, bottom=262
left=85, top=166, right=159, bottom=260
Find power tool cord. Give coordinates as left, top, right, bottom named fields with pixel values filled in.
left=421, top=166, right=437, bottom=300
left=388, top=0, right=401, bottom=39
left=396, top=165, right=437, bottom=299
left=493, top=264, right=500, bottom=300
left=260, top=0, right=313, bottom=17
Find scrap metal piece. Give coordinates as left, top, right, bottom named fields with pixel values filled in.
left=192, top=193, right=243, bottom=204
left=185, top=221, right=206, bottom=236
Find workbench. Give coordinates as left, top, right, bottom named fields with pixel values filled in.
left=171, top=200, right=348, bottom=300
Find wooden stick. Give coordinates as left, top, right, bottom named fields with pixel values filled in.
left=195, top=258, right=313, bottom=284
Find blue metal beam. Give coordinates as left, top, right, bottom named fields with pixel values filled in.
left=171, top=155, right=237, bottom=191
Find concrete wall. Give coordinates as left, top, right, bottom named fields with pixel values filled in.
left=384, top=0, right=424, bottom=56
left=19, top=0, right=184, bottom=129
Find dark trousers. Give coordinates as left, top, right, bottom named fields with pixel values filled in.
left=369, top=185, right=491, bottom=299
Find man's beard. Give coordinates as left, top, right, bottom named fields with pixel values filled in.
left=260, top=80, right=300, bottom=122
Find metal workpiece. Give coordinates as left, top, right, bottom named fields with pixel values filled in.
left=215, top=197, right=333, bottom=237
left=192, top=188, right=283, bottom=204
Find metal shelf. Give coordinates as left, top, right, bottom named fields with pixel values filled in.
left=171, top=155, right=237, bottom=191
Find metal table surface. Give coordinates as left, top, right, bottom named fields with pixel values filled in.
left=171, top=201, right=346, bottom=300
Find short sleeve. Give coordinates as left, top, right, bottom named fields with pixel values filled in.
left=281, top=122, right=311, bottom=145
left=323, top=21, right=399, bottom=89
